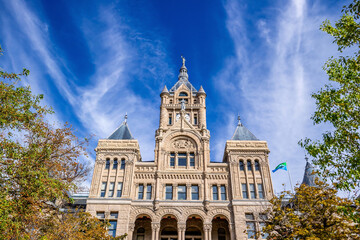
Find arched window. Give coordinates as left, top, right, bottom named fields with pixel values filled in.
left=247, top=160, right=252, bottom=171
left=218, top=228, right=226, bottom=240
left=179, top=92, right=188, bottom=96
left=255, top=160, right=260, bottom=171
left=137, top=227, right=145, bottom=240
left=113, top=158, right=118, bottom=169
left=105, top=158, right=110, bottom=169
left=120, top=159, right=125, bottom=170
left=239, top=161, right=244, bottom=171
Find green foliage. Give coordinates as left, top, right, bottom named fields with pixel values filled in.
left=0, top=45, right=125, bottom=239
left=264, top=181, right=360, bottom=240
left=300, top=0, right=360, bottom=191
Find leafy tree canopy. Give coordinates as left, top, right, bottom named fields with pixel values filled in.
left=301, top=0, right=360, bottom=191
left=0, top=46, right=125, bottom=239
left=264, top=181, right=360, bottom=240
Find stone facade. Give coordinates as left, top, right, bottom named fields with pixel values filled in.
left=86, top=59, right=274, bottom=240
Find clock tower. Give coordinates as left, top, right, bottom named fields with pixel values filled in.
left=154, top=57, right=210, bottom=172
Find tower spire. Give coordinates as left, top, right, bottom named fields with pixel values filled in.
left=237, top=115, right=242, bottom=126
left=178, top=56, right=188, bottom=81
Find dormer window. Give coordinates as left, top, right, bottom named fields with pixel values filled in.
left=179, top=92, right=188, bottom=97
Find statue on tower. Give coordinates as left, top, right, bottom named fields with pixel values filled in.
left=181, top=56, right=186, bottom=66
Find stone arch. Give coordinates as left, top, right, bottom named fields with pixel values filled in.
left=182, top=209, right=207, bottom=222
left=129, top=208, right=155, bottom=223
left=169, top=135, right=198, bottom=152
left=155, top=208, right=182, bottom=223
left=207, top=208, right=231, bottom=223
left=163, top=130, right=202, bottom=148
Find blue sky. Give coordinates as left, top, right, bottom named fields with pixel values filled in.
left=0, top=0, right=345, bottom=193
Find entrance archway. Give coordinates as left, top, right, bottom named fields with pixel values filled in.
left=133, top=215, right=152, bottom=240
left=185, top=215, right=203, bottom=240
left=160, top=215, right=178, bottom=240
left=211, top=215, right=230, bottom=240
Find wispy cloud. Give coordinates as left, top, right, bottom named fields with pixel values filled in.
left=0, top=0, right=172, bottom=187
left=216, top=0, right=339, bottom=193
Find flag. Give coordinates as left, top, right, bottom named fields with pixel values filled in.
left=272, top=162, right=287, bottom=173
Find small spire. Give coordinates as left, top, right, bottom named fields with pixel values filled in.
left=124, top=113, right=128, bottom=124
left=198, top=85, right=206, bottom=94
left=161, top=85, right=169, bottom=94
left=305, top=155, right=309, bottom=163
left=237, top=115, right=242, bottom=126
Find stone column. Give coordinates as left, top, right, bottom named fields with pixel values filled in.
left=204, top=223, right=212, bottom=240
left=178, top=223, right=186, bottom=240
left=186, top=183, right=191, bottom=200
left=173, top=184, right=178, bottom=200
left=229, top=223, right=235, bottom=240
left=127, top=223, right=135, bottom=240
left=151, top=222, right=160, bottom=240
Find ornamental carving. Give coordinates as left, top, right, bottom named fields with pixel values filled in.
left=172, top=139, right=195, bottom=149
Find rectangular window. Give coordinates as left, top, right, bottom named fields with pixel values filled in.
left=178, top=153, right=187, bottom=167
left=165, top=185, right=173, bottom=200
left=212, top=185, right=219, bottom=200
left=100, top=182, right=107, bottom=197
left=138, top=184, right=144, bottom=199
left=194, top=114, right=198, bottom=125
left=242, top=183, right=248, bottom=199
left=146, top=185, right=152, bottom=200
left=113, top=159, right=118, bottom=169
left=246, top=222, right=256, bottom=239
left=96, top=211, right=105, bottom=219
left=110, top=212, right=118, bottom=219
left=108, top=182, right=115, bottom=197
left=169, top=115, right=172, bottom=125
left=189, top=153, right=195, bottom=167
left=178, top=185, right=186, bottom=200
left=245, top=213, right=254, bottom=220
left=220, top=185, right=226, bottom=200
left=117, top=182, right=123, bottom=197
left=259, top=214, right=268, bottom=221
left=259, top=222, right=268, bottom=239
left=170, top=153, right=175, bottom=167
left=120, top=160, right=125, bottom=170
left=258, top=183, right=264, bottom=199
left=250, top=184, right=256, bottom=199
left=109, top=220, right=117, bottom=237
left=191, top=185, right=199, bottom=200
left=105, top=159, right=110, bottom=169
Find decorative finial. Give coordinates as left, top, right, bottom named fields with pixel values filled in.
left=124, top=113, right=128, bottom=123
left=237, top=115, right=242, bottom=126
left=305, top=155, right=309, bottom=163
left=181, top=56, right=186, bottom=66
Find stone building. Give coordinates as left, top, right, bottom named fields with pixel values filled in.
left=86, top=58, right=274, bottom=239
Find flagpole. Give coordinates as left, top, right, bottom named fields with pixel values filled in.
left=286, top=160, right=294, bottom=194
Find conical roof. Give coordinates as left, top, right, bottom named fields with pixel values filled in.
left=301, top=160, right=318, bottom=187
left=198, top=85, right=206, bottom=94
left=108, top=115, right=134, bottom=140
left=169, top=56, right=197, bottom=93
left=231, top=116, right=258, bottom=141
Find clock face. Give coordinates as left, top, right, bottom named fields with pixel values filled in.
left=176, top=113, right=181, bottom=122
left=185, top=113, right=190, bottom=122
